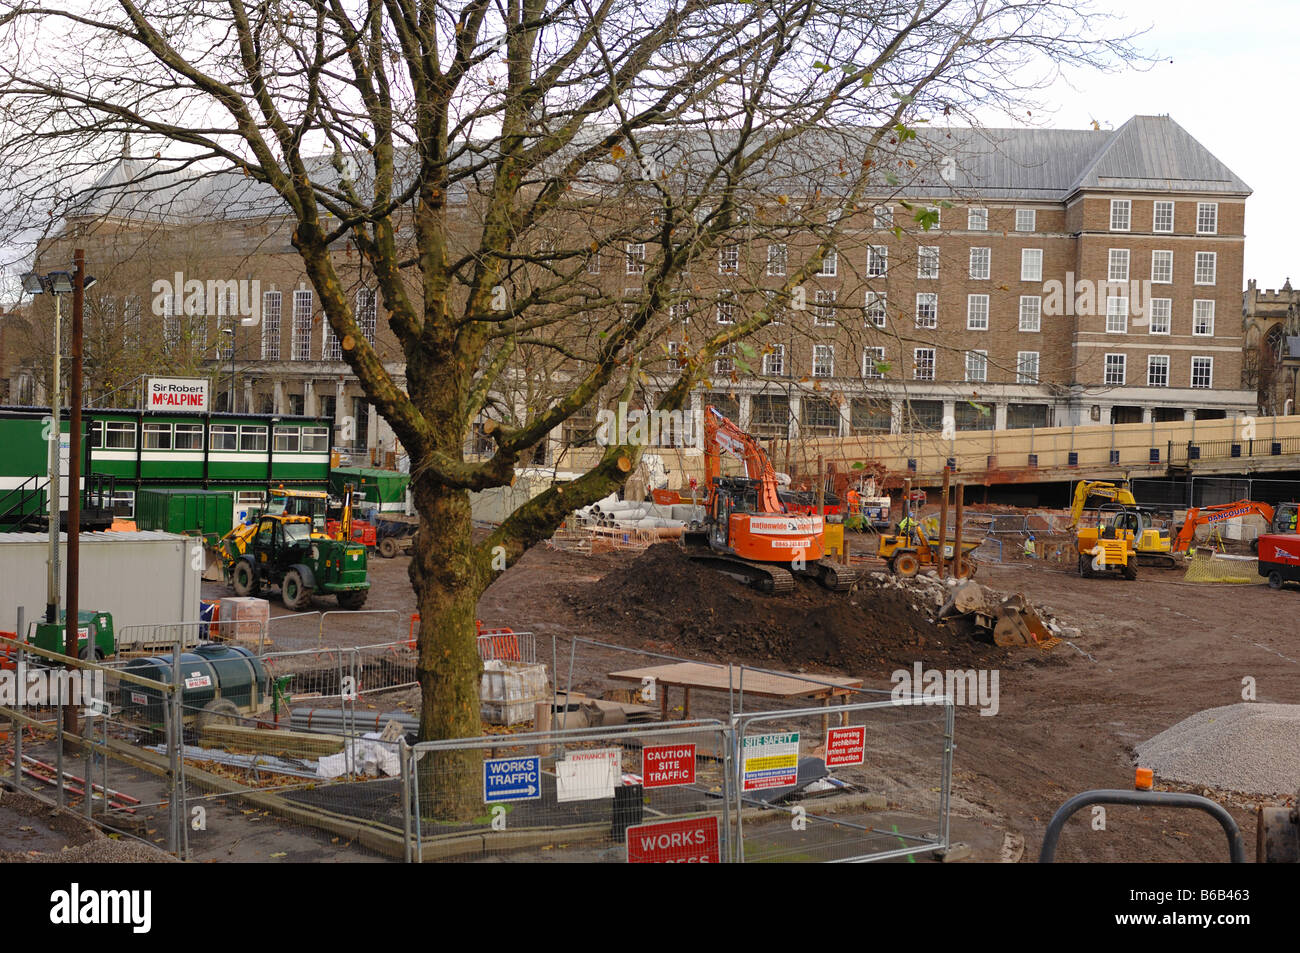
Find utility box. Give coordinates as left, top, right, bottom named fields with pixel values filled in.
left=136, top=489, right=235, bottom=548
left=329, top=467, right=410, bottom=513
left=30, top=610, right=115, bottom=660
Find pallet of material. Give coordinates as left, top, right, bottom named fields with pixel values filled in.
left=198, top=724, right=346, bottom=758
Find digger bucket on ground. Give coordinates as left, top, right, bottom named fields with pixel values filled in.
left=991, top=594, right=1054, bottom=648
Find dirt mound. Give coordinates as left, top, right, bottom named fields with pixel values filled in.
left=565, top=543, right=1029, bottom=675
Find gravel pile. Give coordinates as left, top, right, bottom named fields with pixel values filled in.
left=1134, top=703, right=1300, bottom=796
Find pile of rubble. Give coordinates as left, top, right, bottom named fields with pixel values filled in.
left=864, top=569, right=1081, bottom=648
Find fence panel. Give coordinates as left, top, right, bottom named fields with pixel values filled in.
left=734, top=697, right=953, bottom=863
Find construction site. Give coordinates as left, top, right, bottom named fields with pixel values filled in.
left=2, top=403, right=1299, bottom=867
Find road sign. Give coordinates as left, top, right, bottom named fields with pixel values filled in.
left=642, top=744, right=696, bottom=788
left=556, top=748, right=620, bottom=802
left=741, top=732, right=800, bottom=791
left=626, top=816, right=721, bottom=863
left=483, top=755, right=542, bottom=803
left=825, top=726, right=866, bottom=767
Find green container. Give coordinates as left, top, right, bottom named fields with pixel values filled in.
left=136, top=488, right=234, bottom=546
left=31, top=610, right=115, bottom=660
left=329, top=467, right=409, bottom=512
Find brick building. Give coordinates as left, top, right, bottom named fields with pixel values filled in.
left=14, top=114, right=1254, bottom=463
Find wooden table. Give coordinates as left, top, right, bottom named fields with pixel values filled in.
left=607, top=662, right=864, bottom=734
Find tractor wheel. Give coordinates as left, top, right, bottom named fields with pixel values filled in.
left=1268, top=571, right=1283, bottom=590
left=337, top=589, right=368, bottom=610
left=955, top=558, right=977, bottom=580
left=1078, top=555, right=1091, bottom=578
left=378, top=537, right=400, bottom=559
left=232, top=560, right=258, bottom=596
left=1122, top=560, right=1138, bottom=581
left=894, top=551, right=921, bottom=578
left=282, top=569, right=314, bottom=611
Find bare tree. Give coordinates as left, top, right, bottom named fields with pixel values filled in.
left=0, top=0, right=1139, bottom=814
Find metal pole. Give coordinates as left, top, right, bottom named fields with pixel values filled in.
left=46, top=292, right=62, bottom=626
left=168, top=638, right=181, bottom=856
left=54, top=687, right=64, bottom=809
left=953, top=483, right=966, bottom=577
left=13, top=607, right=23, bottom=791
left=400, top=737, right=412, bottom=863
left=937, top=466, right=950, bottom=577
left=65, top=249, right=85, bottom=740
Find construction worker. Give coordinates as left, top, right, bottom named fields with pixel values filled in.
left=845, top=486, right=862, bottom=520
left=1024, top=535, right=1036, bottom=558
left=898, top=513, right=917, bottom=540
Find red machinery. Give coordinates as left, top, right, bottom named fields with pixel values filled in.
left=1171, top=500, right=1276, bottom=554
left=681, top=405, right=852, bottom=593
left=1258, top=534, right=1300, bottom=590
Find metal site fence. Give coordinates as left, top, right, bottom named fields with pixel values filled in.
left=117, top=619, right=270, bottom=657
left=1133, top=475, right=1300, bottom=510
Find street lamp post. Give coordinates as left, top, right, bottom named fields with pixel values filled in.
left=221, top=323, right=236, bottom=412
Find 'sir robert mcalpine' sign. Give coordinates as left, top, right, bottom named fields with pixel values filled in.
left=641, top=744, right=696, bottom=788
left=145, top=377, right=209, bottom=412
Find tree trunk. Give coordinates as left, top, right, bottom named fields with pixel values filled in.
left=409, top=473, right=488, bottom=820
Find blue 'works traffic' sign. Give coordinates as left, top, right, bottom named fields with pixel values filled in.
left=483, top=755, right=543, bottom=803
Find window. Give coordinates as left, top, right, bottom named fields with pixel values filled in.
left=814, top=290, right=837, bottom=326
left=1193, top=299, right=1215, bottom=336
left=302, top=427, right=330, bottom=452
left=965, top=350, right=988, bottom=382
left=915, top=293, right=937, bottom=328
left=767, top=243, right=787, bottom=276
left=261, top=291, right=282, bottom=360
left=801, top=396, right=840, bottom=436
left=273, top=426, right=300, bottom=452
left=323, top=321, right=342, bottom=361
left=174, top=423, right=201, bottom=449
left=751, top=395, right=791, bottom=437
left=914, top=348, right=935, bottom=381
left=1148, top=298, right=1172, bottom=335
left=967, top=294, right=989, bottom=330
left=812, top=344, right=835, bottom=378
left=1017, top=351, right=1040, bottom=384
left=863, top=346, right=885, bottom=379
left=969, top=247, right=990, bottom=279
left=873, top=205, right=893, bottom=228
left=1108, top=248, right=1129, bottom=282
left=1104, top=353, right=1126, bottom=386
left=763, top=290, right=785, bottom=325
left=1147, top=355, right=1169, bottom=387
left=926, top=206, right=941, bottom=229
left=1110, top=199, right=1131, bottom=232
left=626, top=242, right=645, bottom=274
left=865, top=292, right=887, bottom=328
left=968, top=207, right=988, bottom=231
left=101, top=421, right=134, bottom=449
left=1191, top=356, right=1213, bottom=389
left=670, top=299, right=691, bottom=325
left=88, top=421, right=102, bottom=448
left=622, top=287, right=641, bottom=319
left=161, top=293, right=179, bottom=351
left=818, top=247, right=838, bottom=277
left=918, top=246, right=939, bottom=279
left=1195, top=252, right=1216, bottom=285
left=292, top=290, right=313, bottom=361
left=356, top=288, right=377, bottom=344
left=1019, top=296, right=1042, bottom=332
left=586, top=251, right=601, bottom=274
left=210, top=425, right=237, bottom=451
left=142, top=422, right=172, bottom=450
left=763, top=344, right=785, bottom=377
left=1020, top=248, right=1042, bottom=282
left=1106, top=296, right=1128, bottom=333
left=715, top=292, right=735, bottom=324
left=867, top=245, right=888, bottom=277
left=1015, top=209, right=1036, bottom=232
left=1153, top=201, right=1174, bottom=233
left=239, top=425, right=268, bottom=452
left=667, top=341, right=685, bottom=370
left=713, top=344, right=734, bottom=376
left=718, top=245, right=739, bottom=275
left=1197, top=202, right=1218, bottom=235
left=1151, top=250, right=1173, bottom=284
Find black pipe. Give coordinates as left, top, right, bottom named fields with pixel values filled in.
left=1039, top=789, right=1244, bottom=863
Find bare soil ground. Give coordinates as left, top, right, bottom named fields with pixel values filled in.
left=201, top=535, right=1300, bottom=863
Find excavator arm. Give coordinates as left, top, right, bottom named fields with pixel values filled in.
left=1069, top=481, right=1136, bottom=529
left=1171, top=500, right=1275, bottom=554
left=702, top=405, right=786, bottom=514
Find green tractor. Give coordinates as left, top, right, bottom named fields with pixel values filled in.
left=228, top=514, right=370, bottom=611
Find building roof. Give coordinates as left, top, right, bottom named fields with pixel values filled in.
left=65, top=115, right=1249, bottom=225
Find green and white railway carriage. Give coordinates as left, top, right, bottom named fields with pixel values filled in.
left=0, top=407, right=332, bottom=530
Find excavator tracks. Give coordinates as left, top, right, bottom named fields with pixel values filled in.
left=804, top=558, right=858, bottom=591
left=683, top=551, right=795, bottom=593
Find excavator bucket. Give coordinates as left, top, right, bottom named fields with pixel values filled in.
left=990, top=594, right=1057, bottom=649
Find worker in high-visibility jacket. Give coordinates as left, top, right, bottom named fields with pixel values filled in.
left=1023, top=535, right=1036, bottom=558
left=898, top=514, right=918, bottom=540
left=845, top=487, right=862, bottom=519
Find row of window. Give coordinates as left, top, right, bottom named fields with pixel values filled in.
left=639, top=242, right=1221, bottom=287
left=89, top=421, right=330, bottom=452
left=699, top=289, right=1217, bottom=336
left=1110, top=199, right=1218, bottom=235
left=708, top=343, right=1215, bottom=389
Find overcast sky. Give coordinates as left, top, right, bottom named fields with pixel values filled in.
left=1014, top=0, right=1296, bottom=287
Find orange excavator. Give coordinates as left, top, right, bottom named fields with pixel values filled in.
left=681, top=405, right=854, bottom=593
left=1171, top=500, right=1280, bottom=554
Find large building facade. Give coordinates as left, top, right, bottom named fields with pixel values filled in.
left=10, top=114, right=1255, bottom=465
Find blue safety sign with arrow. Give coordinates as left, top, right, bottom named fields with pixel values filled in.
left=483, top=755, right=543, bottom=803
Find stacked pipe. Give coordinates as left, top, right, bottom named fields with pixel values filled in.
left=573, top=494, right=705, bottom=533
left=291, top=708, right=417, bottom=735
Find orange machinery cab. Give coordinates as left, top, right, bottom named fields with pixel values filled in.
left=707, top=477, right=825, bottom=563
